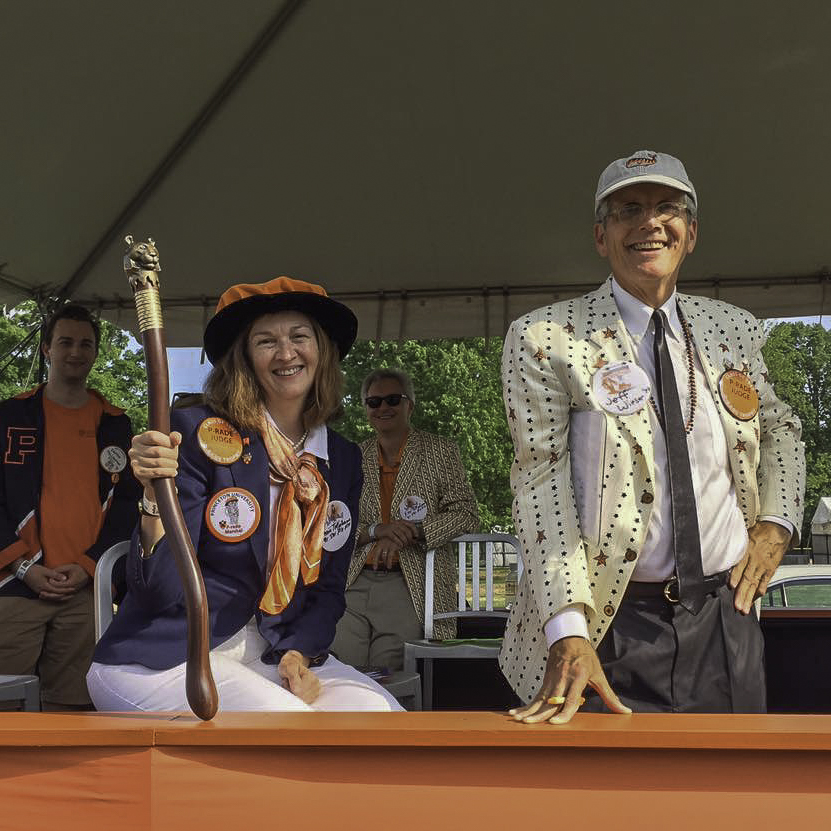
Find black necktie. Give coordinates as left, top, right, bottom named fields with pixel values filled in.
left=651, top=310, right=705, bottom=614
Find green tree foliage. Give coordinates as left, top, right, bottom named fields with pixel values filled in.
left=0, top=301, right=44, bottom=399
left=0, top=300, right=148, bottom=432
left=335, top=338, right=514, bottom=532
left=762, top=322, right=831, bottom=544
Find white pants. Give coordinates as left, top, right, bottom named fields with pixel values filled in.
left=87, top=620, right=403, bottom=712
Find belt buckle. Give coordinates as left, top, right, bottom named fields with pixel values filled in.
left=663, top=577, right=680, bottom=603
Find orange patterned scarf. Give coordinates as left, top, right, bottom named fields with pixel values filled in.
left=259, top=417, right=330, bottom=614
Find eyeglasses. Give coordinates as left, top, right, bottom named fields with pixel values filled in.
left=605, top=201, right=689, bottom=225
left=365, top=393, right=410, bottom=408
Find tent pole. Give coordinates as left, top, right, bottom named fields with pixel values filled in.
left=55, top=0, right=308, bottom=304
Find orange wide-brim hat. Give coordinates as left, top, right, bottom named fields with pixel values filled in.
left=203, top=276, right=358, bottom=364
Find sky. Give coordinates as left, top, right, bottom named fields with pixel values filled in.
left=168, top=347, right=212, bottom=396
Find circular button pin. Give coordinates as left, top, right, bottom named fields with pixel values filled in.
left=197, top=417, right=243, bottom=465
left=718, top=369, right=759, bottom=421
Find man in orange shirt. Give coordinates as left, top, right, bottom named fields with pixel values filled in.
left=0, top=304, right=140, bottom=709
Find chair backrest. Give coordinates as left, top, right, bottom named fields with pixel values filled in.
left=94, top=540, right=130, bottom=642
left=423, top=533, right=523, bottom=639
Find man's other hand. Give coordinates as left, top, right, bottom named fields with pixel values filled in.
left=50, top=563, right=90, bottom=591
left=374, top=520, right=419, bottom=547
left=730, top=520, right=792, bottom=614
left=23, top=564, right=78, bottom=601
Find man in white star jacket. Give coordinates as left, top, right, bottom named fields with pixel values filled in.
left=501, top=150, right=805, bottom=720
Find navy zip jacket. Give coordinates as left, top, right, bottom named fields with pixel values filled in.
left=0, top=384, right=140, bottom=597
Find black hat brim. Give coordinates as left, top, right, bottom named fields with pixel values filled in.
left=203, top=292, right=358, bottom=364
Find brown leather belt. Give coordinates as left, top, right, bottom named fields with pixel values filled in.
left=624, top=570, right=730, bottom=603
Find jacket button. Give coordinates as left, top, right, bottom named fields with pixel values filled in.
left=641, top=490, right=654, bottom=504
left=624, top=548, right=637, bottom=562
left=603, top=604, right=615, bottom=617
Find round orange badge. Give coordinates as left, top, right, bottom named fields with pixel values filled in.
left=718, top=370, right=759, bottom=421
left=205, top=488, right=260, bottom=543
left=197, top=417, right=243, bottom=464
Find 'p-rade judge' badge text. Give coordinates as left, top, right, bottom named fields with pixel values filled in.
left=718, top=370, right=759, bottom=420
left=197, top=417, right=243, bottom=464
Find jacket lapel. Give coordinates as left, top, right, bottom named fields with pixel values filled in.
left=582, top=281, right=657, bottom=479
left=678, top=294, right=754, bottom=516
left=228, top=428, right=271, bottom=577
left=390, top=430, right=422, bottom=520
left=362, top=439, right=383, bottom=522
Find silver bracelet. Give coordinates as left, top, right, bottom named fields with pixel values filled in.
left=15, top=559, right=33, bottom=581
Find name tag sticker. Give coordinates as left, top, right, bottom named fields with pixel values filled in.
left=198, top=417, right=243, bottom=464
left=592, top=360, right=651, bottom=416
left=718, top=370, right=759, bottom=420
left=206, top=488, right=260, bottom=542
left=323, top=500, right=352, bottom=551
left=400, top=495, right=428, bottom=522
left=100, top=445, right=127, bottom=473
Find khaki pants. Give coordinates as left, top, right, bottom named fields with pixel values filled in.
left=0, top=585, right=95, bottom=708
left=331, top=570, right=422, bottom=672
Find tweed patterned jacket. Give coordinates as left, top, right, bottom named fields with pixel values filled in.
left=500, top=278, right=806, bottom=703
left=346, top=428, right=479, bottom=640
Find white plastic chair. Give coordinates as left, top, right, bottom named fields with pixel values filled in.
left=94, top=540, right=130, bottom=641
left=403, top=532, right=522, bottom=709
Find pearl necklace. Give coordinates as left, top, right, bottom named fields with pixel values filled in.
left=275, top=423, right=308, bottom=453
left=648, top=306, right=697, bottom=435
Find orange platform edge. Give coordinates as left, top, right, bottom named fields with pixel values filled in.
left=2, top=711, right=831, bottom=830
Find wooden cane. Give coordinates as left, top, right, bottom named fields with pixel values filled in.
left=123, top=235, right=218, bottom=721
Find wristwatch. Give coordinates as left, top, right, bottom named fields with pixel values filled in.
left=139, top=494, right=160, bottom=517
left=15, top=558, right=34, bottom=581
left=368, top=522, right=379, bottom=540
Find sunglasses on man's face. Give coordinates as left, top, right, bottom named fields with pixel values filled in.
left=365, top=393, right=410, bottom=409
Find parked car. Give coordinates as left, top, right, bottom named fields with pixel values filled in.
left=758, top=563, right=831, bottom=713
left=760, top=564, right=831, bottom=609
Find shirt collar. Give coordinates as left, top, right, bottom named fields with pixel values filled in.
left=304, top=424, right=329, bottom=462
left=610, top=276, right=683, bottom=342
left=263, top=411, right=329, bottom=462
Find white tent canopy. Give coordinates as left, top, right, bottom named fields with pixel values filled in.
left=812, top=498, right=831, bottom=535
left=2, top=1, right=829, bottom=346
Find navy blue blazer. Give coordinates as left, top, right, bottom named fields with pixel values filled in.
left=94, top=405, right=362, bottom=670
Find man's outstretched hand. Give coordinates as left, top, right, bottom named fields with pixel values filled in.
left=509, top=636, right=631, bottom=724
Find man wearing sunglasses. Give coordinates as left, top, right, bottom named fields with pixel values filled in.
left=332, top=368, right=478, bottom=675
left=502, top=150, right=805, bottom=722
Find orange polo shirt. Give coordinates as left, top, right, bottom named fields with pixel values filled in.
left=40, top=393, right=104, bottom=573
left=366, top=434, right=407, bottom=567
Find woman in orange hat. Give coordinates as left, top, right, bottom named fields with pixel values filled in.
left=87, top=277, right=403, bottom=711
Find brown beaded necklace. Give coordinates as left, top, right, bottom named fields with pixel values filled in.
left=648, top=305, right=697, bottom=435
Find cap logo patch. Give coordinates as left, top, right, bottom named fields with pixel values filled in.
left=625, top=153, right=657, bottom=168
